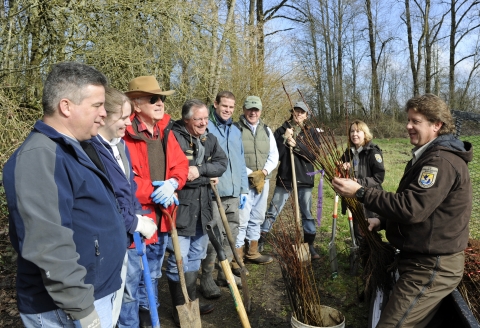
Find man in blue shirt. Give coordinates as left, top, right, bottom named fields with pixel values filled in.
left=199, top=91, right=249, bottom=299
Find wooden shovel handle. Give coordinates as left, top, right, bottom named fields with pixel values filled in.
left=210, top=181, right=252, bottom=312
left=219, top=259, right=251, bottom=328
left=160, top=206, right=190, bottom=302
left=290, top=147, right=301, bottom=230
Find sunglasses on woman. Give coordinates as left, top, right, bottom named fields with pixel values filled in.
left=148, top=94, right=166, bottom=104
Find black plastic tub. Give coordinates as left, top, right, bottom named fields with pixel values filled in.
left=369, top=287, right=480, bottom=328
left=428, top=288, right=480, bottom=328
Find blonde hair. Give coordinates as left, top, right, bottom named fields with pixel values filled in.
left=349, top=119, right=373, bottom=145
left=105, top=86, right=132, bottom=119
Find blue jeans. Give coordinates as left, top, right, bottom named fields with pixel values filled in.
left=261, top=185, right=316, bottom=235
left=236, top=181, right=270, bottom=247
left=117, top=232, right=168, bottom=328
left=166, top=219, right=209, bottom=281
left=20, top=292, right=115, bottom=328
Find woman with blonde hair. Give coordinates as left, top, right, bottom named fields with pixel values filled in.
left=341, top=120, right=385, bottom=240
left=90, top=87, right=158, bottom=327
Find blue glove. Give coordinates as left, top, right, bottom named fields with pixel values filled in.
left=151, top=179, right=178, bottom=206
left=163, top=194, right=179, bottom=208
left=239, top=194, right=247, bottom=209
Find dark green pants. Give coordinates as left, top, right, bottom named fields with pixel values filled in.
left=377, top=251, right=464, bottom=328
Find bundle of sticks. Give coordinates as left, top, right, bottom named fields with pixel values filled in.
left=284, top=86, right=396, bottom=300
left=269, top=216, right=324, bottom=326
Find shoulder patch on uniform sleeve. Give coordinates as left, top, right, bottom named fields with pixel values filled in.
left=418, top=166, right=438, bottom=188
left=375, top=154, right=383, bottom=163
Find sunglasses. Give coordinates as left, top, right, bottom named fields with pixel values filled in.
left=148, top=94, right=166, bottom=104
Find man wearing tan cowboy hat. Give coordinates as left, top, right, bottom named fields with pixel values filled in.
left=119, top=76, right=189, bottom=328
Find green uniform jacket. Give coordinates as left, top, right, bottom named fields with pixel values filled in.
left=364, top=134, right=473, bottom=255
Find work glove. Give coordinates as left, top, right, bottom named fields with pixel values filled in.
left=248, top=170, right=266, bottom=194
left=135, top=215, right=157, bottom=239
left=284, top=128, right=296, bottom=147
left=286, top=136, right=296, bottom=148
left=151, top=178, right=179, bottom=207
left=163, top=194, right=179, bottom=208
left=239, top=194, right=247, bottom=209
left=73, top=309, right=101, bottom=328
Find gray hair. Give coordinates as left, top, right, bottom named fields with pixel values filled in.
left=182, top=99, right=207, bottom=119
left=42, top=62, right=108, bottom=115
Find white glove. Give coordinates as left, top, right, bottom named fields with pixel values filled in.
left=73, top=309, right=101, bottom=328
left=284, top=128, right=296, bottom=147
left=286, top=137, right=296, bottom=147
left=284, top=128, right=294, bottom=139
left=135, top=215, right=157, bottom=239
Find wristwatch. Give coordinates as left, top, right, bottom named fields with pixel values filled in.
left=355, top=186, right=365, bottom=202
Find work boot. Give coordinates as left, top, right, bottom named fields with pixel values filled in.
left=258, top=231, right=267, bottom=253
left=139, top=307, right=153, bottom=328
left=231, top=245, right=245, bottom=276
left=199, top=243, right=221, bottom=299
left=304, top=232, right=320, bottom=260
left=185, top=271, right=215, bottom=315
left=167, top=279, right=183, bottom=327
left=245, top=240, right=273, bottom=264
left=217, top=267, right=242, bottom=289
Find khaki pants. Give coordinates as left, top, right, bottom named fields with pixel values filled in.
left=377, top=251, right=464, bottom=328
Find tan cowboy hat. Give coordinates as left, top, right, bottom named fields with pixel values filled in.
left=125, top=76, right=175, bottom=99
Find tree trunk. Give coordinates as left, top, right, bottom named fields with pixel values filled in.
left=366, top=0, right=381, bottom=119
left=405, top=0, right=419, bottom=95
left=449, top=0, right=456, bottom=106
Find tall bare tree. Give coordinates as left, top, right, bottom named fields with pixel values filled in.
left=448, top=0, right=480, bottom=108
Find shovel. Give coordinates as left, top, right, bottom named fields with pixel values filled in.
left=329, top=194, right=339, bottom=278
left=209, top=181, right=252, bottom=313
left=206, top=219, right=251, bottom=328
left=290, top=146, right=310, bottom=262
left=133, top=232, right=160, bottom=328
left=161, top=207, right=202, bottom=328
left=347, top=208, right=359, bottom=276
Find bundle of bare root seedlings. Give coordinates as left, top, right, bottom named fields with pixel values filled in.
left=269, top=214, right=325, bottom=326
left=458, top=239, right=480, bottom=322
left=284, top=87, right=397, bottom=300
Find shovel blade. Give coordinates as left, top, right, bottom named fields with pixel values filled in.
left=329, top=243, right=338, bottom=278
left=177, top=299, right=202, bottom=328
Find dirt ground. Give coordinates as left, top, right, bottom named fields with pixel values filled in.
left=0, top=171, right=365, bottom=328
left=1, top=247, right=361, bottom=328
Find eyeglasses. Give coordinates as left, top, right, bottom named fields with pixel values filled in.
left=148, top=95, right=166, bottom=104
left=192, top=117, right=209, bottom=122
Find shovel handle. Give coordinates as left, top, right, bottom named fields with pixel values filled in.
left=211, top=183, right=253, bottom=311
left=134, top=232, right=160, bottom=328
left=290, top=147, right=301, bottom=230
left=160, top=207, right=190, bottom=302
left=209, top=181, right=247, bottom=270
left=219, top=259, right=251, bottom=328
left=331, top=194, right=339, bottom=242
left=347, top=209, right=357, bottom=248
